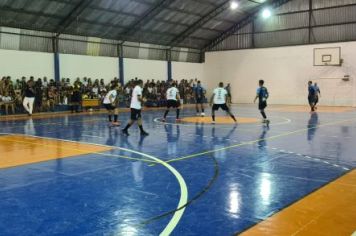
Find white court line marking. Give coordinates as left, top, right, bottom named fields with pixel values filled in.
left=6, top=133, right=188, bottom=236
left=270, top=147, right=350, bottom=171
left=153, top=115, right=292, bottom=128
left=82, top=134, right=103, bottom=138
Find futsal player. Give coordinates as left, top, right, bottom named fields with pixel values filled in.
left=194, top=81, right=206, bottom=116
left=162, top=82, right=181, bottom=122
left=122, top=80, right=149, bottom=136
left=314, top=82, right=321, bottom=109
left=103, top=83, right=120, bottom=126
left=210, top=82, right=237, bottom=124
left=254, top=80, right=269, bottom=123
left=308, top=81, right=317, bottom=112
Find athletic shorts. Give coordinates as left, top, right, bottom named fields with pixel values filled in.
left=259, top=101, right=267, bottom=110
left=308, top=95, right=316, bottom=105
left=130, top=108, right=142, bottom=120
left=195, top=97, right=204, bottom=104
left=212, top=103, right=229, bottom=111
left=104, top=103, right=116, bottom=111
left=167, top=100, right=179, bottom=108
left=315, top=96, right=319, bottom=104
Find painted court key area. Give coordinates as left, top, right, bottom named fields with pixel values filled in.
left=0, top=135, right=112, bottom=169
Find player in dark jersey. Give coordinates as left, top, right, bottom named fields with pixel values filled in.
left=194, top=81, right=206, bottom=116
left=308, top=81, right=317, bottom=112
left=314, top=82, right=321, bottom=109
left=254, top=80, right=269, bottom=123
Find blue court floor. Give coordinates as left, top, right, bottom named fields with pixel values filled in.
left=0, top=104, right=355, bottom=235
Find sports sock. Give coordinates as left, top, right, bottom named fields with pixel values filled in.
left=164, top=110, right=169, bottom=118
left=261, top=111, right=267, bottom=119
left=123, top=124, right=131, bottom=131
left=139, top=125, right=144, bottom=132
left=212, top=115, right=215, bottom=121
left=176, top=109, right=180, bottom=119
left=114, top=115, right=118, bottom=122
left=231, top=115, right=236, bottom=122
left=108, top=115, right=112, bottom=122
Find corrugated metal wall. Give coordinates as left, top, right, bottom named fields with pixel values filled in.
left=0, top=27, right=201, bottom=63
left=210, top=0, right=356, bottom=51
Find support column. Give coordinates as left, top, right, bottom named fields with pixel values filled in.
left=252, top=19, right=255, bottom=48
left=118, top=44, right=124, bottom=85
left=167, top=49, right=172, bottom=81
left=52, top=37, right=60, bottom=82
left=167, top=61, right=172, bottom=81
left=308, top=0, right=313, bottom=44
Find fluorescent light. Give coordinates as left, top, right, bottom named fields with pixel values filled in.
left=262, top=8, right=272, bottom=18
left=230, top=1, right=239, bottom=10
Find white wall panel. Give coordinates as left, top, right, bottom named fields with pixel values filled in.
left=204, top=41, right=356, bottom=106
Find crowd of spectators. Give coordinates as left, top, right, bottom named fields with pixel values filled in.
left=0, top=76, right=205, bottom=115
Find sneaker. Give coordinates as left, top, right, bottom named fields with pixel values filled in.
left=122, top=129, right=129, bottom=136
left=176, top=118, right=181, bottom=123
left=196, top=113, right=200, bottom=116
left=162, top=118, right=166, bottom=122
left=211, top=121, right=216, bottom=124
left=201, top=112, right=205, bottom=117
left=111, top=122, right=120, bottom=126
left=140, top=131, right=149, bottom=136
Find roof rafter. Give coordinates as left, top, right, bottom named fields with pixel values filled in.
left=167, top=0, right=231, bottom=48
left=119, top=0, right=176, bottom=41
left=204, top=0, right=293, bottom=51
left=55, top=0, right=94, bottom=37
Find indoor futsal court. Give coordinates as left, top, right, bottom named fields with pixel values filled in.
left=0, top=0, right=356, bottom=236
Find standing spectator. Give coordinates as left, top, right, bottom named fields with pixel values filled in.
left=21, top=77, right=27, bottom=91
left=14, top=79, right=22, bottom=90
left=47, top=86, right=57, bottom=112
left=70, top=84, right=81, bottom=113
left=43, top=77, right=48, bottom=89
left=82, top=77, right=88, bottom=87
left=34, top=79, right=43, bottom=112
left=23, top=80, right=36, bottom=116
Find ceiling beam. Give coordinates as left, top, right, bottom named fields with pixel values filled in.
left=54, top=0, right=93, bottom=37
left=0, top=5, right=209, bottom=43
left=119, top=0, right=176, bottom=39
left=203, top=0, right=293, bottom=51
left=167, top=0, right=231, bottom=48
left=86, top=5, right=223, bottom=33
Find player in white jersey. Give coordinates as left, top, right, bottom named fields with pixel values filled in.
left=103, top=82, right=120, bottom=126
left=162, top=82, right=181, bottom=122
left=122, top=80, right=149, bottom=136
left=210, top=82, right=237, bottom=124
